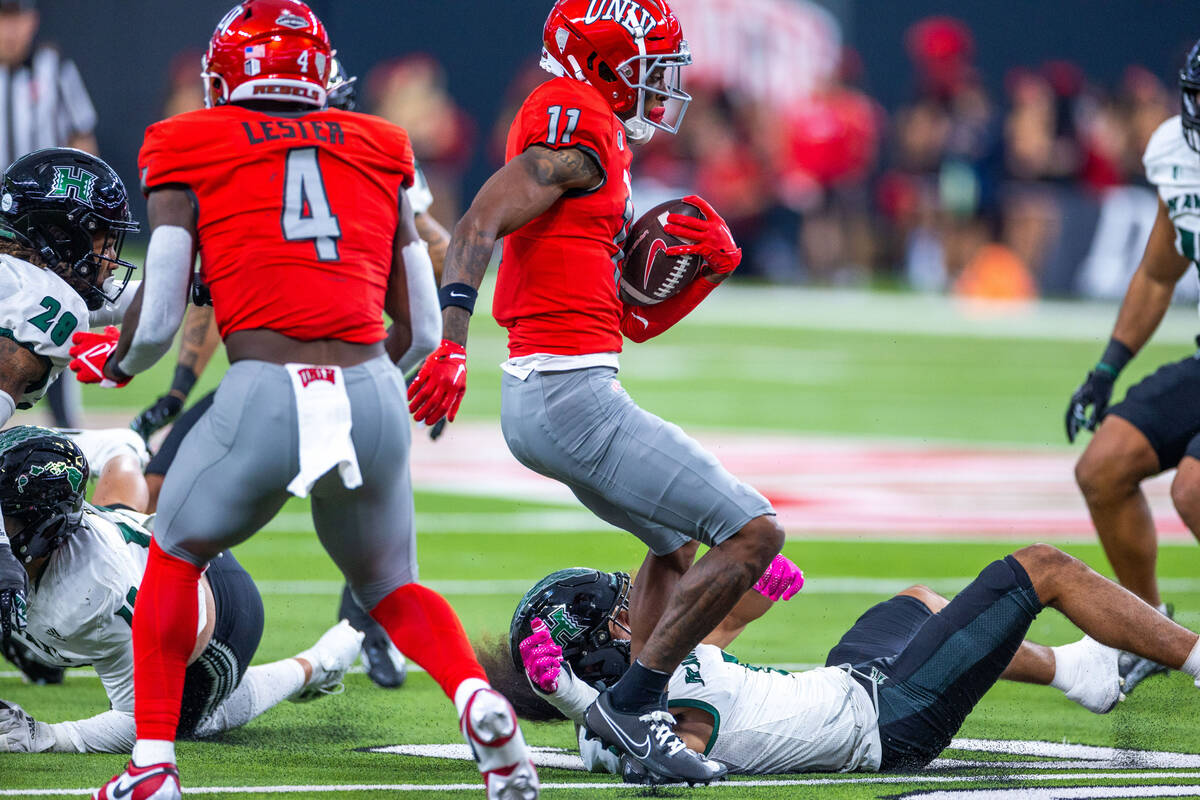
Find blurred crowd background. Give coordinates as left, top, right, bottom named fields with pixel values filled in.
left=24, top=0, right=1200, bottom=303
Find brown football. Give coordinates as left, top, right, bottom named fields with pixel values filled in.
left=618, top=198, right=705, bottom=306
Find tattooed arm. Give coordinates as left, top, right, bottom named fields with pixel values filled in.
left=0, top=338, right=45, bottom=423
left=440, top=145, right=602, bottom=346
left=174, top=306, right=220, bottom=393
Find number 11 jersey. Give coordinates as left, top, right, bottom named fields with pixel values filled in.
left=138, top=105, right=415, bottom=344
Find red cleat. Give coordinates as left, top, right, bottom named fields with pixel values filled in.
left=93, top=761, right=181, bottom=800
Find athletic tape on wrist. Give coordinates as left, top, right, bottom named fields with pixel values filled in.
left=439, top=282, right=477, bottom=314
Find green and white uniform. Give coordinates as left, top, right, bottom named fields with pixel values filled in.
left=11, top=505, right=207, bottom=753
left=0, top=254, right=133, bottom=408
left=1143, top=115, right=1200, bottom=270
left=547, top=643, right=882, bottom=774
left=665, top=645, right=881, bottom=774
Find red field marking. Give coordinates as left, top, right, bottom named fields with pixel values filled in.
left=413, top=423, right=1189, bottom=541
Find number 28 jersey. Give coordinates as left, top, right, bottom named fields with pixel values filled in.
left=138, top=106, right=415, bottom=343
left=493, top=78, right=634, bottom=357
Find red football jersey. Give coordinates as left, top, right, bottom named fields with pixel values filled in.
left=139, top=105, right=414, bottom=343
left=492, top=78, right=634, bottom=357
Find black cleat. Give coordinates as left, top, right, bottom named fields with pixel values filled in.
left=620, top=754, right=672, bottom=785
left=360, top=625, right=407, bottom=689
left=338, top=584, right=407, bottom=689
left=1118, top=603, right=1173, bottom=695
left=584, top=691, right=726, bottom=786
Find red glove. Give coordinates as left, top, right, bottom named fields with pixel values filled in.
left=662, top=195, right=742, bottom=275
left=407, top=339, right=467, bottom=424
left=68, top=327, right=130, bottom=388
left=518, top=617, right=564, bottom=693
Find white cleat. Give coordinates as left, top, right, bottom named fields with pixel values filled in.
left=461, top=688, right=540, bottom=799
left=1058, top=636, right=1124, bottom=714
left=292, top=619, right=365, bottom=702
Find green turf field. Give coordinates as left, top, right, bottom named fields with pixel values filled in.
left=5, top=286, right=1200, bottom=798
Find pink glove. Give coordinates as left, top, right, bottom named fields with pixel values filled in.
left=518, top=617, right=563, bottom=693
left=753, top=554, right=804, bottom=602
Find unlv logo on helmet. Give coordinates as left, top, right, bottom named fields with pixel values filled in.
left=583, top=0, right=658, bottom=36
left=275, top=10, right=309, bottom=29
left=540, top=0, right=691, bottom=143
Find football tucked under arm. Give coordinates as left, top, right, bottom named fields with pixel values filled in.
left=620, top=275, right=719, bottom=343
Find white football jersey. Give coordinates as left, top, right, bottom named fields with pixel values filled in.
left=667, top=644, right=882, bottom=774
left=14, top=505, right=204, bottom=715
left=1143, top=115, right=1200, bottom=269
left=0, top=254, right=92, bottom=407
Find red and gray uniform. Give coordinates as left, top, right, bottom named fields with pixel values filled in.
left=137, top=105, right=420, bottom=608
left=495, top=78, right=772, bottom=556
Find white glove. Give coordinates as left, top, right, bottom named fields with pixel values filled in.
left=0, top=699, right=55, bottom=752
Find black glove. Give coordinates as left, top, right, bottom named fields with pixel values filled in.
left=0, top=541, right=27, bottom=641
left=1065, top=367, right=1117, bottom=443
left=131, top=394, right=185, bottom=443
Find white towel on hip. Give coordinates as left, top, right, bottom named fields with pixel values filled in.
left=284, top=363, right=362, bottom=498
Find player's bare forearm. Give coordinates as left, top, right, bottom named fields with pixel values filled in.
left=1110, top=198, right=1190, bottom=354
left=1111, top=269, right=1175, bottom=354
left=440, top=223, right=496, bottom=345
left=0, top=337, right=45, bottom=401
left=439, top=145, right=601, bottom=346
left=702, top=589, right=773, bottom=650
left=174, top=306, right=220, bottom=392
left=414, top=211, right=451, bottom=282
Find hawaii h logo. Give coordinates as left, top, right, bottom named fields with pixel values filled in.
left=47, top=166, right=97, bottom=207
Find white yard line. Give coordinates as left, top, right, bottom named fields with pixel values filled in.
left=9, top=772, right=1200, bottom=795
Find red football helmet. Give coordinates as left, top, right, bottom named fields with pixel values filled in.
left=201, top=0, right=332, bottom=109
left=540, top=0, right=691, bottom=143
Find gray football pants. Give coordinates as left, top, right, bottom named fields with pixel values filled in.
left=501, top=366, right=774, bottom=556
left=154, top=354, right=417, bottom=610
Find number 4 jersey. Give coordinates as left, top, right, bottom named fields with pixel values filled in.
left=138, top=106, right=415, bottom=344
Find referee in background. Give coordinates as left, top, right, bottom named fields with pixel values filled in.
left=0, top=0, right=99, bottom=427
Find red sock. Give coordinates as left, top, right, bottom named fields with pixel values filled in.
left=133, top=540, right=204, bottom=741
left=369, top=583, right=487, bottom=699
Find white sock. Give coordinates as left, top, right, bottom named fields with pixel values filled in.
left=1158, top=603, right=1170, bottom=615
left=454, top=677, right=492, bottom=719
left=1181, top=637, right=1200, bottom=681
left=1050, top=641, right=1082, bottom=693
left=132, top=739, right=176, bottom=767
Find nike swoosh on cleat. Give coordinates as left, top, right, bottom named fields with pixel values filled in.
left=595, top=703, right=651, bottom=760
left=111, top=767, right=174, bottom=800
